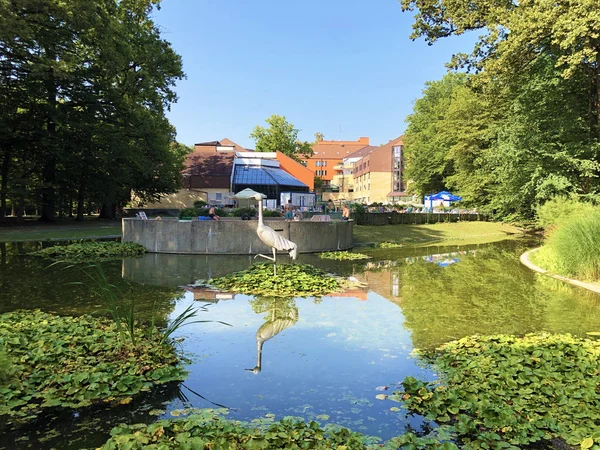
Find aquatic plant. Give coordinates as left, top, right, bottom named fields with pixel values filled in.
left=0, top=310, right=187, bottom=425
left=84, top=265, right=228, bottom=347
left=377, top=242, right=403, bottom=249
left=0, top=348, right=16, bottom=384
left=31, top=241, right=146, bottom=262
left=100, top=410, right=367, bottom=449
left=391, top=333, right=600, bottom=448
left=319, top=251, right=371, bottom=261
left=208, top=263, right=342, bottom=297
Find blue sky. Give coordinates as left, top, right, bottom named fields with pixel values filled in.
left=153, top=0, right=476, bottom=149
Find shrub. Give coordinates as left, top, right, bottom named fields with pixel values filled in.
left=536, top=196, right=595, bottom=230
left=178, top=207, right=197, bottom=218
left=538, top=209, right=600, bottom=281
left=350, top=203, right=366, bottom=214
left=192, top=200, right=207, bottom=209
left=262, top=209, right=282, bottom=217
left=231, top=207, right=257, bottom=217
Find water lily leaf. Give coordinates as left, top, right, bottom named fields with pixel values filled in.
left=375, top=394, right=387, bottom=400
left=580, top=438, right=594, bottom=449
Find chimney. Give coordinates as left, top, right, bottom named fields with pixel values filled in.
left=358, top=137, right=370, bottom=144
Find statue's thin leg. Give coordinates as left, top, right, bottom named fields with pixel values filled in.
left=272, top=248, right=277, bottom=277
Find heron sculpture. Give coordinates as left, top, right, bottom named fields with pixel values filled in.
left=253, top=193, right=297, bottom=275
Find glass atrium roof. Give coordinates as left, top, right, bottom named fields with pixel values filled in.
left=233, top=166, right=307, bottom=188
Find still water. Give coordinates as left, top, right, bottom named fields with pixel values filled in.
left=1, top=239, right=600, bottom=449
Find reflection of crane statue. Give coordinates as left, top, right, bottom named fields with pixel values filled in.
left=246, top=299, right=299, bottom=374
left=253, top=193, right=297, bottom=276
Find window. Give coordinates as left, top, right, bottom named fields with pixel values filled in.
left=393, top=146, right=402, bottom=158
left=323, top=161, right=327, bottom=166
left=216, top=192, right=222, bottom=200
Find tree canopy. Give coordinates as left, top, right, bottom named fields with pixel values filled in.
left=0, top=0, right=186, bottom=221
left=250, top=115, right=314, bottom=162
left=402, top=0, right=600, bottom=219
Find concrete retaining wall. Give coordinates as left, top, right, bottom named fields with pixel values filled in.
left=122, top=218, right=353, bottom=255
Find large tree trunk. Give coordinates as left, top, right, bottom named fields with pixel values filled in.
left=0, top=149, right=10, bottom=221
left=99, top=202, right=117, bottom=220
left=40, top=55, right=57, bottom=222
left=76, top=179, right=85, bottom=221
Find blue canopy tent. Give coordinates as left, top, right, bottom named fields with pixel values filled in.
left=424, top=191, right=463, bottom=209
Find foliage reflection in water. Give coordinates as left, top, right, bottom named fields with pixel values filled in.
left=2, top=239, right=600, bottom=448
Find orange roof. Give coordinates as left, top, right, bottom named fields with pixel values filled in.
left=311, top=137, right=370, bottom=159
left=276, top=151, right=315, bottom=190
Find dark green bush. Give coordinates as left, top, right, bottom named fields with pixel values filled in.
left=231, top=207, right=257, bottom=217
left=192, top=200, right=207, bottom=209
left=178, top=207, right=197, bottom=218
left=263, top=209, right=282, bottom=217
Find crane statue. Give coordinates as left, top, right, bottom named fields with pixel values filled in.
left=253, top=193, right=297, bottom=276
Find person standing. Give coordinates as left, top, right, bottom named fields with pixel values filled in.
left=284, top=199, right=294, bottom=221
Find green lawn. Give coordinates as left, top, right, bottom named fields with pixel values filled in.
left=0, top=220, right=122, bottom=242
left=353, top=221, right=524, bottom=247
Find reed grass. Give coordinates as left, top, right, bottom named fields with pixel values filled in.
left=537, top=209, right=600, bottom=282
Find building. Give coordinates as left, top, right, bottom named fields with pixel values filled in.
left=305, top=137, right=371, bottom=187
left=353, top=136, right=409, bottom=204
left=134, top=138, right=314, bottom=210
left=182, top=138, right=247, bottom=206
left=231, top=152, right=309, bottom=206
left=331, top=145, right=378, bottom=201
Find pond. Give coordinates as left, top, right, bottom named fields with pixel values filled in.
left=1, top=238, right=600, bottom=449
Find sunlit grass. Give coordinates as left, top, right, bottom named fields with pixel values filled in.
left=0, top=221, right=121, bottom=242
left=532, top=210, right=600, bottom=283
left=354, top=221, right=523, bottom=247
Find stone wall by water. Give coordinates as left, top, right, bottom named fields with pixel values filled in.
left=122, top=218, right=354, bottom=255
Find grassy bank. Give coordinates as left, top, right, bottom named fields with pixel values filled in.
left=354, top=221, right=523, bottom=247
left=532, top=202, right=600, bottom=283
left=0, top=220, right=121, bottom=242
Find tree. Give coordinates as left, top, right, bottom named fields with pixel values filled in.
left=250, top=115, right=314, bottom=161
left=314, top=132, right=324, bottom=143
left=0, top=0, right=185, bottom=221
left=401, top=0, right=600, bottom=137
left=404, top=74, right=465, bottom=196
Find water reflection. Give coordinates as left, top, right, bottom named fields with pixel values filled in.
left=354, top=242, right=600, bottom=349
left=3, top=238, right=600, bottom=446
left=246, top=298, right=299, bottom=374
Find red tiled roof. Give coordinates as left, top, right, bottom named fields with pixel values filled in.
left=184, top=138, right=241, bottom=189
left=345, top=145, right=378, bottom=159
left=311, top=137, right=370, bottom=159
